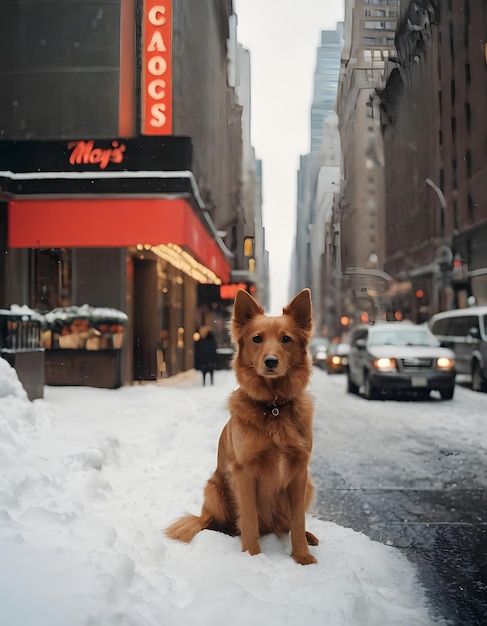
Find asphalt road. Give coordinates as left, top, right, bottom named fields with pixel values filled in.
left=309, top=369, right=487, bottom=626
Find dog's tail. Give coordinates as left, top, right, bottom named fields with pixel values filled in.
left=164, top=514, right=209, bottom=543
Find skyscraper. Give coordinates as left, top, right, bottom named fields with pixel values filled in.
left=310, top=30, right=342, bottom=155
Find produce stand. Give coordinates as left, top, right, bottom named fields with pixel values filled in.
left=42, top=305, right=128, bottom=389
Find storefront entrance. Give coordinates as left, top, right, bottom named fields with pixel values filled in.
left=133, top=259, right=159, bottom=381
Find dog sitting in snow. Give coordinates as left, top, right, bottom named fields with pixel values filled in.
left=165, top=288, right=318, bottom=565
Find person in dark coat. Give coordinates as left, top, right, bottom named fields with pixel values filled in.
left=194, top=330, right=217, bottom=385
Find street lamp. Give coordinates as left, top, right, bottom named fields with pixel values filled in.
left=425, top=177, right=446, bottom=238
left=425, top=178, right=453, bottom=311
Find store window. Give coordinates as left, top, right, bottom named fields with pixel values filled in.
left=30, top=248, right=71, bottom=311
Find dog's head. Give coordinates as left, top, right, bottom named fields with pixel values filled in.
left=231, top=289, right=313, bottom=399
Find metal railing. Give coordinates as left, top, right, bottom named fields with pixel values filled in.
left=0, top=312, right=42, bottom=352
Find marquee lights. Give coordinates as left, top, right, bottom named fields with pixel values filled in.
left=137, top=243, right=222, bottom=285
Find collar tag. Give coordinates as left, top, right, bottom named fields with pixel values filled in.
left=271, top=406, right=280, bottom=416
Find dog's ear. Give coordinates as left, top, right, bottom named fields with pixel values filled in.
left=233, top=289, right=264, bottom=327
left=283, top=289, right=312, bottom=332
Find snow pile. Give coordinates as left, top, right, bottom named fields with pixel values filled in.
left=0, top=357, right=28, bottom=400
left=0, top=366, right=445, bottom=625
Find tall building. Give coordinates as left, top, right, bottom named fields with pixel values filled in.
left=291, top=25, right=342, bottom=329
left=0, top=0, right=264, bottom=389
left=310, top=30, right=342, bottom=155
left=380, top=0, right=487, bottom=318
left=336, top=0, right=399, bottom=324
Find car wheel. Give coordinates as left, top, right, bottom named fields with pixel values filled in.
left=471, top=361, right=487, bottom=393
left=363, top=372, right=378, bottom=400
left=347, top=373, right=359, bottom=394
left=439, top=386, right=455, bottom=400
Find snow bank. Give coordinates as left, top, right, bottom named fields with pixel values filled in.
left=0, top=367, right=444, bottom=626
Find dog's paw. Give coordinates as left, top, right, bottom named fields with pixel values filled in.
left=292, top=551, right=317, bottom=565
left=242, top=541, right=261, bottom=556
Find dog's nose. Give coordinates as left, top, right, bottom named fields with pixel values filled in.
left=264, top=355, right=279, bottom=369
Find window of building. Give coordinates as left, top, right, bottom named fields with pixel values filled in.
left=466, top=150, right=472, bottom=177
left=30, top=249, right=72, bottom=311
left=467, top=194, right=474, bottom=222
left=465, top=102, right=471, bottom=132
left=243, top=237, right=254, bottom=257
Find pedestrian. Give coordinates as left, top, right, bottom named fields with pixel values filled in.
left=194, top=329, right=217, bottom=385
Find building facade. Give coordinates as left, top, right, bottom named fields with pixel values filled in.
left=291, top=26, right=342, bottom=333
left=0, top=0, right=265, bottom=388
left=380, top=0, right=487, bottom=320
left=336, top=0, right=399, bottom=326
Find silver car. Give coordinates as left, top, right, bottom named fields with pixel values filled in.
left=347, top=322, right=456, bottom=400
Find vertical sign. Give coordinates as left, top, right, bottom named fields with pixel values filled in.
left=142, top=0, right=172, bottom=135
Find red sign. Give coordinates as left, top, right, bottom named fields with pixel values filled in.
left=142, top=0, right=172, bottom=135
left=220, top=283, right=250, bottom=300
left=67, top=140, right=126, bottom=170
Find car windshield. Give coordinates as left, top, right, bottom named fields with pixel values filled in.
left=329, top=343, right=349, bottom=355
left=368, top=328, right=440, bottom=347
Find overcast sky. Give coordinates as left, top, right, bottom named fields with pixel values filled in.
left=235, top=0, right=345, bottom=314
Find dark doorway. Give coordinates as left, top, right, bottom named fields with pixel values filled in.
left=133, top=259, right=158, bottom=380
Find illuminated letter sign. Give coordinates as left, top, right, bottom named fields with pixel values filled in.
left=67, top=140, right=126, bottom=170
left=142, top=0, right=172, bottom=135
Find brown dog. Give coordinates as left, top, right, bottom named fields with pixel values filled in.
left=165, top=288, right=318, bottom=565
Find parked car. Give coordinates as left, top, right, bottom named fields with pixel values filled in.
left=429, top=306, right=487, bottom=392
left=325, top=342, right=350, bottom=374
left=347, top=322, right=456, bottom=400
left=309, top=337, right=329, bottom=369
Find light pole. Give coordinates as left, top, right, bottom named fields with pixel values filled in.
left=425, top=178, right=453, bottom=311
left=425, top=177, right=447, bottom=238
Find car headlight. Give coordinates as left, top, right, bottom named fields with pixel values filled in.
left=371, top=357, right=397, bottom=371
left=436, top=357, right=455, bottom=371
left=331, top=355, right=342, bottom=365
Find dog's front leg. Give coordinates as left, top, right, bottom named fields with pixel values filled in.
left=233, top=465, right=261, bottom=555
left=287, top=471, right=317, bottom=565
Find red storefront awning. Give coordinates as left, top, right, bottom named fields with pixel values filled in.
left=8, top=197, right=231, bottom=283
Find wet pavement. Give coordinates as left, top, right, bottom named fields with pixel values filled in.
left=311, top=482, right=487, bottom=625
left=308, top=370, right=487, bottom=624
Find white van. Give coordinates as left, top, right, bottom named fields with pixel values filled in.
left=429, top=306, right=487, bottom=392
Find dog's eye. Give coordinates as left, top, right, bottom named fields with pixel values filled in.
left=252, top=335, right=262, bottom=343
left=282, top=335, right=292, bottom=343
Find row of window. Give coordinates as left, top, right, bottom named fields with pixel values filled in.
left=365, top=9, right=398, bottom=17
left=363, top=48, right=392, bottom=61
left=364, top=21, right=396, bottom=30
left=363, top=36, right=395, bottom=46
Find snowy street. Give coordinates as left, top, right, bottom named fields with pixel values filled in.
left=1, top=358, right=485, bottom=625
left=309, top=368, right=487, bottom=624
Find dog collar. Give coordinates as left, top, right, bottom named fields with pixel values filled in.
left=257, top=398, right=291, bottom=417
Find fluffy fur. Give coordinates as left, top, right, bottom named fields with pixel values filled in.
left=165, top=288, right=318, bottom=565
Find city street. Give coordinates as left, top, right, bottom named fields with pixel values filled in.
left=310, top=368, right=487, bottom=625
left=1, top=358, right=486, bottom=625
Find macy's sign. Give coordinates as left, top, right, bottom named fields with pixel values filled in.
left=67, top=140, right=126, bottom=169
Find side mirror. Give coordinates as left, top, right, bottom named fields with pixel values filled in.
left=468, top=327, right=480, bottom=339
left=356, top=338, right=366, bottom=349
